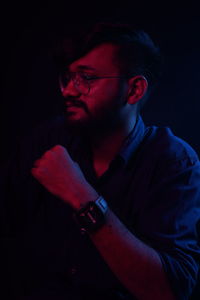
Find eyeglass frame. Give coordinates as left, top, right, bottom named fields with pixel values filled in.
left=59, top=71, right=133, bottom=95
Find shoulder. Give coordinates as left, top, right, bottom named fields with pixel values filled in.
left=134, top=124, right=200, bottom=182
left=144, top=125, right=199, bottom=167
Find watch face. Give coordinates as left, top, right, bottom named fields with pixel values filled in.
left=76, top=201, right=106, bottom=233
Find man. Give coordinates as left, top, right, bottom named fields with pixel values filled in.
left=1, top=22, right=200, bottom=299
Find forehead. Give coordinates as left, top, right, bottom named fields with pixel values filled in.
left=69, top=43, right=120, bottom=73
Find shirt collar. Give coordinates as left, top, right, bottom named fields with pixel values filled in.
left=70, top=115, right=146, bottom=169
left=118, top=115, right=146, bottom=165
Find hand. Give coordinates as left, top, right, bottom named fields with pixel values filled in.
left=31, top=145, right=99, bottom=211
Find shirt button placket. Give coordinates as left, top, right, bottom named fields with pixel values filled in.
left=71, top=267, right=77, bottom=275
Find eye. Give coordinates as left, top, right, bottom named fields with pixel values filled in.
left=81, top=73, right=98, bottom=81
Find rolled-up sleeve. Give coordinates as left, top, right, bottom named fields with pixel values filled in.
left=136, top=153, right=200, bottom=299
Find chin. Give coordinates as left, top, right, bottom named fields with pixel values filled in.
left=64, top=113, right=94, bottom=133
left=64, top=110, right=118, bottom=136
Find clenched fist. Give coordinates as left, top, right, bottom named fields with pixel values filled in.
left=31, top=145, right=99, bottom=211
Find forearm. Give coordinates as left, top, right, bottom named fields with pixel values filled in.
left=89, top=207, right=176, bottom=300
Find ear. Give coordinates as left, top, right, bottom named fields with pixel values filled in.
left=127, top=75, right=148, bottom=105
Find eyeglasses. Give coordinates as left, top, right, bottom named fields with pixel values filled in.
left=59, top=71, right=130, bottom=95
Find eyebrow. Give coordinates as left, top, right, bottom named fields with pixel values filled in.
left=71, top=65, right=98, bottom=72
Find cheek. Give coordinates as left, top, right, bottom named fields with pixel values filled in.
left=80, top=80, right=128, bottom=121
left=90, top=80, right=127, bottom=105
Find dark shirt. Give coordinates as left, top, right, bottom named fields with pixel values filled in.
left=1, top=115, right=200, bottom=300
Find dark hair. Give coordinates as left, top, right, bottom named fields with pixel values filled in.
left=54, top=22, right=163, bottom=111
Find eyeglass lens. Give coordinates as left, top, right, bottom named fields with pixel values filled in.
left=60, top=72, right=90, bottom=95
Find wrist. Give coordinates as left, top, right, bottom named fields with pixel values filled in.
left=62, top=184, right=99, bottom=211
left=74, top=189, right=100, bottom=211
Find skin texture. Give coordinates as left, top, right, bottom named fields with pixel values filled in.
left=31, top=43, right=176, bottom=299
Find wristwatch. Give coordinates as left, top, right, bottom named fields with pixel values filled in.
left=75, top=196, right=108, bottom=233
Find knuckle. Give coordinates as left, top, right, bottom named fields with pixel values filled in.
left=53, top=145, right=65, bottom=152
left=43, top=151, right=51, bottom=158
left=34, top=159, right=41, bottom=167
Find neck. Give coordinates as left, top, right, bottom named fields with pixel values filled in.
left=91, top=115, right=137, bottom=175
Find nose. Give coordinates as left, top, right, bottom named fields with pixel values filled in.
left=60, top=80, right=81, bottom=98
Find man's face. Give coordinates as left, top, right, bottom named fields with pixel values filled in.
left=61, top=43, right=130, bottom=133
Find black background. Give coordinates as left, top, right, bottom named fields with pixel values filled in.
left=0, top=1, right=200, bottom=298
left=1, top=1, right=200, bottom=161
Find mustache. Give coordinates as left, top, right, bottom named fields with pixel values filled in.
left=64, top=97, right=90, bottom=114
left=65, top=97, right=84, bottom=107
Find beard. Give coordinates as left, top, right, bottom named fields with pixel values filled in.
left=63, top=96, right=126, bottom=138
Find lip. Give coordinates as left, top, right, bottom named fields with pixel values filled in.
left=65, top=105, right=83, bottom=113
left=65, top=104, right=81, bottom=108
left=65, top=101, right=82, bottom=106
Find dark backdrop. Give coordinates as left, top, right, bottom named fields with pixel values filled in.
left=1, top=1, right=200, bottom=160
left=0, top=1, right=200, bottom=298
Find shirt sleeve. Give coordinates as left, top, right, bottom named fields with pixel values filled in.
left=135, top=149, right=200, bottom=300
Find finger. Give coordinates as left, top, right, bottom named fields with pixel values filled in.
left=31, top=167, right=39, bottom=178
left=31, top=166, right=46, bottom=181
left=42, top=150, right=54, bottom=160
left=51, top=145, right=66, bottom=152
left=51, top=144, right=72, bottom=161
left=33, top=159, right=41, bottom=168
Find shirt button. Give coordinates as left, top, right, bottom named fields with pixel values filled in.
left=70, top=267, right=77, bottom=275
left=80, top=228, right=87, bottom=235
